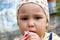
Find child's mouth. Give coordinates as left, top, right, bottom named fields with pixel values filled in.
left=29, top=30, right=36, bottom=33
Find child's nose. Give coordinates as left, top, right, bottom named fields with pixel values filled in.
left=28, top=19, right=35, bottom=27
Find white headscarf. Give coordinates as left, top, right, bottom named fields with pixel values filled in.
left=17, top=0, right=50, bottom=22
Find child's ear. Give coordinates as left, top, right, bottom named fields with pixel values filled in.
left=46, top=19, right=49, bottom=26
left=46, top=20, right=49, bottom=30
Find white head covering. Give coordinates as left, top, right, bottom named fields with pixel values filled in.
left=17, top=0, right=50, bottom=22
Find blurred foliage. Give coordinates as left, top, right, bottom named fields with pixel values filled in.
left=57, top=0, right=60, bottom=11
left=56, top=0, right=60, bottom=20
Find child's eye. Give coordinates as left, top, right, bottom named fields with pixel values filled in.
left=34, top=16, right=42, bottom=20
left=20, top=17, right=28, bottom=20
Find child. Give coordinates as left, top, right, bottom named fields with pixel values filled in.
left=17, top=0, right=60, bottom=40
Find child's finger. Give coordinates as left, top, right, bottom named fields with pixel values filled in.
left=20, top=31, right=29, bottom=40
left=19, top=36, right=28, bottom=40
left=28, top=32, right=41, bottom=40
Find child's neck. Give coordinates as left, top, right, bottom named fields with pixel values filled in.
left=39, top=33, right=45, bottom=40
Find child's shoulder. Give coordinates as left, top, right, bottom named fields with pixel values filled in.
left=52, top=32, right=60, bottom=40
left=44, top=32, right=60, bottom=40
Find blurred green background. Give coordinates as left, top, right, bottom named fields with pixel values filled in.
left=57, top=0, right=60, bottom=19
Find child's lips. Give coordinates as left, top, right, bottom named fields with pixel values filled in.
left=29, top=30, right=36, bottom=33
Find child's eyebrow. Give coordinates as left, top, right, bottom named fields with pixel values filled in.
left=18, top=14, right=28, bottom=17
left=34, top=14, right=43, bottom=17
left=18, top=14, right=44, bottom=18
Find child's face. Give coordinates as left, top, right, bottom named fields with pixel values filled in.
left=17, top=3, right=48, bottom=36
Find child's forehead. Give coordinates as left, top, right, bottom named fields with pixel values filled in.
left=19, top=3, right=45, bottom=14
left=17, top=3, right=46, bottom=17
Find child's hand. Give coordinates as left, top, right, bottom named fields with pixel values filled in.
left=27, top=32, right=41, bottom=40
left=19, top=36, right=28, bottom=40
left=20, top=31, right=41, bottom=40
left=20, top=31, right=29, bottom=40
